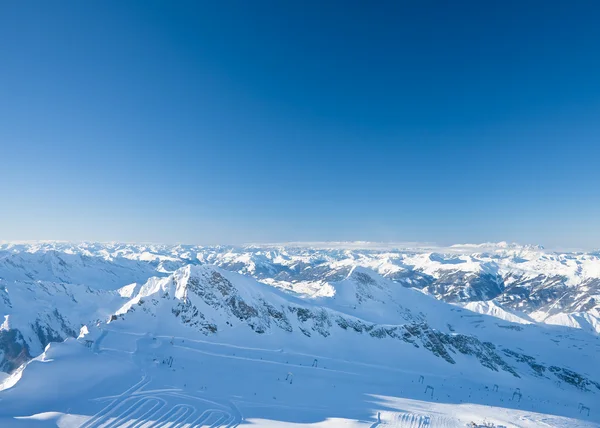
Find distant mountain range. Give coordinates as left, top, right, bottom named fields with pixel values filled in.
left=2, top=241, right=597, bottom=337
left=0, top=241, right=598, bottom=426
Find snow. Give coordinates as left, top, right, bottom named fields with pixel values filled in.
left=461, top=302, right=533, bottom=325
left=0, top=327, right=597, bottom=427
left=534, top=311, right=600, bottom=335
left=0, top=242, right=599, bottom=427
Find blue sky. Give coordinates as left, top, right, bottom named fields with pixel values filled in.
left=1, top=1, right=599, bottom=248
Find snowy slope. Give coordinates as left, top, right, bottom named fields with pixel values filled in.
left=109, top=265, right=600, bottom=384
left=0, top=263, right=598, bottom=427
left=0, top=278, right=126, bottom=373
left=0, top=245, right=167, bottom=374
left=1, top=241, right=599, bottom=375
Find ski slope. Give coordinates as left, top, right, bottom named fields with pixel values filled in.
left=1, top=328, right=596, bottom=427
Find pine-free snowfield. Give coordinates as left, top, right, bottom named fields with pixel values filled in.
left=0, top=329, right=596, bottom=427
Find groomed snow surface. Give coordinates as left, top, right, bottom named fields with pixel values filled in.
left=1, top=330, right=596, bottom=428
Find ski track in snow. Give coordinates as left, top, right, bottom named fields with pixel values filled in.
left=156, top=334, right=428, bottom=380
left=370, top=411, right=460, bottom=428
left=81, top=375, right=241, bottom=428
left=0, top=328, right=596, bottom=428
left=76, top=331, right=595, bottom=428
left=171, top=343, right=362, bottom=378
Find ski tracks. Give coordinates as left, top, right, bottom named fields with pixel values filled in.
left=80, top=376, right=241, bottom=428
left=371, top=411, right=457, bottom=428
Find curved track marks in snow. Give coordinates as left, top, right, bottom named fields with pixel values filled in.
left=81, top=376, right=241, bottom=428
left=104, top=397, right=166, bottom=428
left=147, top=404, right=195, bottom=427
left=81, top=376, right=152, bottom=428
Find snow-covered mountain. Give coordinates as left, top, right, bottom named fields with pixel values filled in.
left=0, top=245, right=163, bottom=374
left=0, top=279, right=125, bottom=373
left=104, top=264, right=599, bottom=387
left=3, top=241, right=598, bottom=334
left=0, top=241, right=598, bottom=426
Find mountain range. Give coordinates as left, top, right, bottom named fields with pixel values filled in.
left=0, top=241, right=598, bottom=427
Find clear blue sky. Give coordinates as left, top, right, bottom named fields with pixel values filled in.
left=1, top=1, right=599, bottom=248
